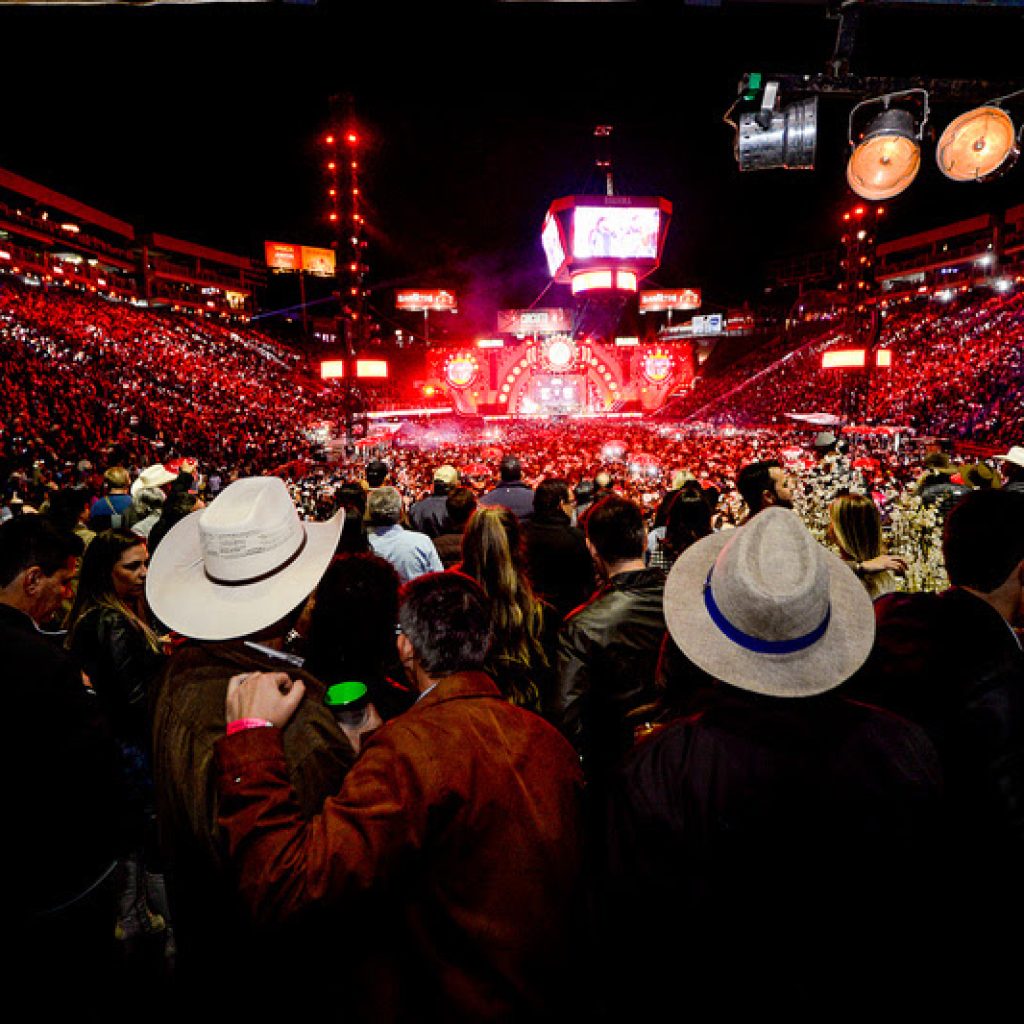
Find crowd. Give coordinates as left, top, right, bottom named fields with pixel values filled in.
left=7, top=277, right=1024, bottom=1017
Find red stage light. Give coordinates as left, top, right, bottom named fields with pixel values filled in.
left=325, top=134, right=335, bottom=145
left=346, top=132, right=358, bottom=145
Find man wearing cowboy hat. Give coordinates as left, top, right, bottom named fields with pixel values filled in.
left=603, top=507, right=943, bottom=1017
left=146, top=476, right=354, bottom=995
left=995, top=444, right=1024, bottom=493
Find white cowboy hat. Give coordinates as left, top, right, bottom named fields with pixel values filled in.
left=146, top=476, right=343, bottom=641
left=131, top=464, right=178, bottom=498
left=995, top=446, right=1024, bottom=469
left=663, top=507, right=875, bottom=697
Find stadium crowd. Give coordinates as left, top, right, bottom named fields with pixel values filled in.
left=7, top=277, right=1024, bottom=1018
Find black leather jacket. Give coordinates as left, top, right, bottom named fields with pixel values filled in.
left=550, top=567, right=667, bottom=783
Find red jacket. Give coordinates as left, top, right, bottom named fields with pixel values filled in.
left=216, top=671, right=586, bottom=1023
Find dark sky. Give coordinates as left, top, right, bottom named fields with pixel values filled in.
left=1, top=1, right=1023, bottom=334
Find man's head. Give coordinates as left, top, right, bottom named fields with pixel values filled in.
left=499, top=455, right=523, bottom=483
left=943, top=490, right=1024, bottom=616
left=594, top=471, right=614, bottom=495
left=365, top=459, right=389, bottom=488
left=736, top=460, right=796, bottom=516
left=446, top=486, right=477, bottom=531
left=103, top=466, right=130, bottom=494
left=0, top=516, right=83, bottom=624
left=433, top=465, right=459, bottom=495
left=397, top=572, right=493, bottom=684
left=584, top=495, right=645, bottom=572
left=145, top=476, right=343, bottom=641
left=367, top=486, right=403, bottom=527
left=996, top=446, right=1024, bottom=487
left=534, top=477, right=573, bottom=517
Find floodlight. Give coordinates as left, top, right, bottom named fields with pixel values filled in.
left=847, top=90, right=929, bottom=201
left=735, top=80, right=817, bottom=171
left=936, top=105, right=1019, bottom=183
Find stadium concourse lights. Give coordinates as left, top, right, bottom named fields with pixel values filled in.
left=847, top=89, right=929, bottom=201
left=936, top=97, right=1022, bottom=183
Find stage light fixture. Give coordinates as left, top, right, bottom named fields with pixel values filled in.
left=936, top=105, right=1019, bottom=183
left=847, top=90, right=929, bottom=201
left=733, top=79, right=818, bottom=172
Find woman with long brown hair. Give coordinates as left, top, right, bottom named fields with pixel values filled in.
left=459, top=506, right=556, bottom=711
left=66, top=528, right=169, bottom=946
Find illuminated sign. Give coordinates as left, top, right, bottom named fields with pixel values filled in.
left=541, top=213, right=568, bottom=278
left=355, top=359, right=389, bottom=379
left=572, top=206, right=660, bottom=259
left=444, top=353, right=479, bottom=388
left=615, top=337, right=640, bottom=347
left=571, top=269, right=638, bottom=295
left=822, top=349, right=867, bottom=369
left=265, top=241, right=336, bottom=276
left=642, top=347, right=675, bottom=384
left=875, top=350, right=893, bottom=367
left=639, top=288, right=701, bottom=312
left=476, top=338, right=504, bottom=349
left=396, top=289, right=457, bottom=312
left=320, top=360, right=346, bottom=379
left=691, top=314, right=723, bottom=335
left=496, top=308, right=572, bottom=335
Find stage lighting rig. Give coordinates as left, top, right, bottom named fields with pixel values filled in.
left=847, top=89, right=929, bottom=201
left=728, top=73, right=818, bottom=172
left=936, top=91, right=1023, bottom=183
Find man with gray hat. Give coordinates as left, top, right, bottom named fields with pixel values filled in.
left=147, top=476, right=353, bottom=995
left=367, top=485, right=443, bottom=583
left=603, top=507, right=943, bottom=1017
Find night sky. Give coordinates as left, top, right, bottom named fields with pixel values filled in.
left=1, top=1, right=1023, bottom=335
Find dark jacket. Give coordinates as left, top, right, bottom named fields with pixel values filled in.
left=408, top=491, right=451, bottom=538
left=551, top=567, right=667, bottom=784
left=523, top=510, right=596, bottom=622
left=479, top=480, right=535, bottom=521
left=604, top=684, right=944, bottom=1017
left=3, top=603, right=121, bottom=916
left=852, top=588, right=1024, bottom=869
left=150, top=639, right=354, bottom=992
left=67, top=605, right=166, bottom=750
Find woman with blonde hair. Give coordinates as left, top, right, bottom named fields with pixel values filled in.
left=459, top=505, right=556, bottom=711
left=827, top=493, right=907, bottom=599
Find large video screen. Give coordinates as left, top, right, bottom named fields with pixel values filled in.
left=541, top=214, right=567, bottom=277
left=572, top=206, right=660, bottom=260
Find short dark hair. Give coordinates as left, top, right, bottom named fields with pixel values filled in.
left=585, top=495, right=645, bottom=564
left=943, top=489, right=1024, bottom=592
left=0, top=516, right=83, bottom=589
left=44, top=487, right=91, bottom=533
left=499, top=456, right=522, bottom=482
left=736, top=460, right=781, bottom=516
left=365, top=460, right=388, bottom=488
left=398, top=572, right=493, bottom=675
left=305, top=554, right=400, bottom=685
left=534, top=477, right=571, bottom=515
left=574, top=479, right=596, bottom=506
left=446, top=486, right=477, bottom=529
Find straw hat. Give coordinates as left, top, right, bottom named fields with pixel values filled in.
left=131, top=463, right=178, bottom=498
left=663, top=507, right=874, bottom=697
left=146, top=477, right=343, bottom=641
left=995, top=445, right=1024, bottom=469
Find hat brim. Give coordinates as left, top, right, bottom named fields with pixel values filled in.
left=146, top=508, right=344, bottom=641
left=132, top=470, right=177, bottom=497
left=663, top=528, right=875, bottom=698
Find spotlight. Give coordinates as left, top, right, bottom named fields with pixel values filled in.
left=847, top=90, right=929, bottom=201
left=936, top=105, right=1019, bottom=183
left=733, top=79, right=817, bottom=172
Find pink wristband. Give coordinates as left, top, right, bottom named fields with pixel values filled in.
left=227, top=718, right=276, bottom=736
